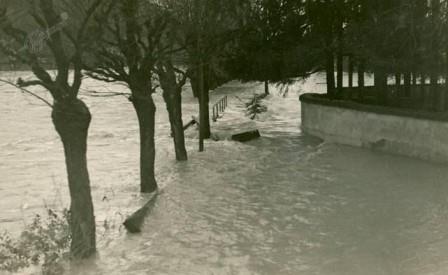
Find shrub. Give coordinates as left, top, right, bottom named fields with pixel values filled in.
left=0, top=208, right=71, bottom=275
left=245, top=93, right=268, bottom=120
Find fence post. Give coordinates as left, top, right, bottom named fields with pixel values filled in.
left=211, top=96, right=228, bottom=122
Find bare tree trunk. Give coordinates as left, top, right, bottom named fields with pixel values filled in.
left=264, top=80, right=269, bottom=95
left=131, top=96, right=158, bottom=193
left=348, top=56, right=353, bottom=88
left=336, top=53, right=343, bottom=98
left=162, top=87, right=188, bottom=161
left=358, top=59, right=365, bottom=101
left=324, top=16, right=335, bottom=99
left=430, top=75, right=438, bottom=110
left=444, top=47, right=448, bottom=111
left=189, top=69, right=211, bottom=142
left=404, top=72, right=411, bottom=97
left=431, top=0, right=440, bottom=110
left=395, top=73, right=401, bottom=97
left=52, top=99, right=95, bottom=259
left=395, top=73, right=401, bottom=86
left=158, top=63, right=188, bottom=161
left=375, top=70, right=388, bottom=104
left=326, top=51, right=335, bottom=98
left=336, top=16, right=344, bottom=99
left=421, top=74, right=428, bottom=109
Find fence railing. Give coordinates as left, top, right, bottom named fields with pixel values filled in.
left=212, top=95, right=228, bottom=122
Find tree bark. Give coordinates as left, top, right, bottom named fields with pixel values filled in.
left=443, top=47, right=448, bottom=111
left=430, top=74, right=438, bottom=110
left=324, top=15, right=335, bottom=99
left=358, top=60, right=365, bottom=101
left=190, top=67, right=211, bottom=141
left=131, top=96, right=158, bottom=193
left=395, top=73, right=401, bottom=88
left=348, top=56, right=353, bottom=88
left=158, top=63, right=188, bottom=161
left=264, top=80, right=269, bottom=95
left=374, top=70, right=388, bottom=104
left=162, top=86, right=188, bottom=161
left=430, top=0, right=440, bottom=110
left=336, top=53, right=343, bottom=98
left=404, top=72, right=411, bottom=97
left=336, top=15, right=344, bottom=99
left=52, top=99, right=95, bottom=259
left=326, top=51, right=335, bottom=98
left=421, top=74, right=428, bottom=109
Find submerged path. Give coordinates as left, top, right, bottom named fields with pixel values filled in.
left=94, top=79, right=448, bottom=275
left=2, top=75, right=448, bottom=274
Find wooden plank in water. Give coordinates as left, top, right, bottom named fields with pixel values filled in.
left=231, top=129, right=261, bottom=142
left=123, top=190, right=161, bottom=233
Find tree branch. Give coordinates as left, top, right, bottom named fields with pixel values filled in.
left=0, top=78, right=53, bottom=108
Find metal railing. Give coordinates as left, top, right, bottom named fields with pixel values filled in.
left=212, top=95, right=228, bottom=122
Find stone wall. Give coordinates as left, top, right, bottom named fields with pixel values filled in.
left=300, top=94, right=448, bottom=163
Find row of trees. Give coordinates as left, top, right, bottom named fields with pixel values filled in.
left=0, top=0, right=254, bottom=260
left=307, top=0, right=448, bottom=109
left=1, top=0, right=447, bottom=262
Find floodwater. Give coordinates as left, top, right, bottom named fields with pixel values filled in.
left=1, top=72, right=448, bottom=275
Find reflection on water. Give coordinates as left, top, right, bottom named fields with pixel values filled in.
left=1, top=73, right=448, bottom=274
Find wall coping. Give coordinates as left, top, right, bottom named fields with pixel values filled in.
left=299, top=93, right=448, bottom=123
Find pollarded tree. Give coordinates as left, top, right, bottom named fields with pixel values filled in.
left=156, top=59, right=189, bottom=161
left=162, top=0, right=249, bottom=151
left=85, top=0, right=168, bottom=193
left=0, top=0, right=105, bottom=259
left=148, top=2, right=189, bottom=161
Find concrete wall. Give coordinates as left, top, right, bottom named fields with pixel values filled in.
left=300, top=96, right=448, bottom=163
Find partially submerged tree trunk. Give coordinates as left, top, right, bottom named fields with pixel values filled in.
left=158, top=65, right=188, bottom=161
left=0, top=0, right=105, bottom=262
left=190, top=67, right=211, bottom=141
left=52, top=99, right=96, bottom=259
left=131, top=95, right=158, bottom=193
left=197, top=62, right=207, bottom=151
left=166, top=90, right=188, bottom=161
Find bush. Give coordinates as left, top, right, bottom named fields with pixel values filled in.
left=0, top=208, right=71, bottom=275
left=245, top=93, right=268, bottom=120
